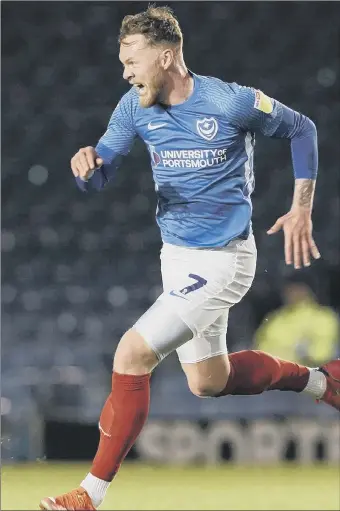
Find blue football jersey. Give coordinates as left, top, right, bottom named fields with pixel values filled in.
left=76, top=72, right=317, bottom=248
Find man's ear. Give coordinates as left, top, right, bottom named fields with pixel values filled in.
left=161, top=48, right=174, bottom=70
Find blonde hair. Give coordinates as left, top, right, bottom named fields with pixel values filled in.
left=119, top=5, right=183, bottom=47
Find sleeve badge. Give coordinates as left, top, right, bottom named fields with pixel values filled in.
left=254, top=90, right=273, bottom=114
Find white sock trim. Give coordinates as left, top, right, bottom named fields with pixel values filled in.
left=303, top=368, right=327, bottom=399
left=80, top=473, right=110, bottom=508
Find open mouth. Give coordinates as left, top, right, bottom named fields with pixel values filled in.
left=134, top=83, right=146, bottom=94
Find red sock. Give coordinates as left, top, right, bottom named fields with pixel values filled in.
left=91, top=372, right=150, bottom=481
left=218, top=350, right=309, bottom=396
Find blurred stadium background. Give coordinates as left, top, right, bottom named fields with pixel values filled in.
left=1, top=1, right=340, bottom=509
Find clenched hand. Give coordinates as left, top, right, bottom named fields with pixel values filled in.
left=71, top=146, right=103, bottom=181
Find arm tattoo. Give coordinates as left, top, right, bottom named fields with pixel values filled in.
left=292, top=179, right=316, bottom=210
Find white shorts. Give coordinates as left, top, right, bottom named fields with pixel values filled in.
left=134, top=235, right=257, bottom=364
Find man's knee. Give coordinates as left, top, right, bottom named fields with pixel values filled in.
left=188, top=378, right=227, bottom=398
left=113, top=328, right=159, bottom=375
left=182, top=354, right=231, bottom=398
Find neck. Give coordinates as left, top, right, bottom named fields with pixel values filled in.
left=161, top=61, right=194, bottom=106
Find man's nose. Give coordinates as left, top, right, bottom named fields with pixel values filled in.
left=123, top=68, right=133, bottom=81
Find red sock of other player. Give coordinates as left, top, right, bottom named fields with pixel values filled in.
left=80, top=371, right=150, bottom=507
left=218, top=350, right=310, bottom=396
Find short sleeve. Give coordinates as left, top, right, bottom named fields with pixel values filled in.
left=227, top=84, right=283, bottom=136
left=96, top=89, right=138, bottom=164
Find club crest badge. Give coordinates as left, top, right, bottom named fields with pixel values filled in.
left=196, top=117, right=218, bottom=141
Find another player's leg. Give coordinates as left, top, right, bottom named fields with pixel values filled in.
left=40, top=304, right=194, bottom=511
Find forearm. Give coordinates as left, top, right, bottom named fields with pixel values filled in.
left=291, top=178, right=316, bottom=211
left=266, top=104, right=320, bottom=266
left=274, top=107, right=318, bottom=211
left=271, top=103, right=318, bottom=180
left=75, top=144, right=123, bottom=192
left=75, top=167, right=108, bottom=191
left=290, top=115, right=318, bottom=180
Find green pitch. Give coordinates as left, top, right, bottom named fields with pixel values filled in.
left=1, top=462, right=339, bottom=510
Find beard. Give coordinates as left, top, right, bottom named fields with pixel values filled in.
left=139, top=69, right=165, bottom=108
